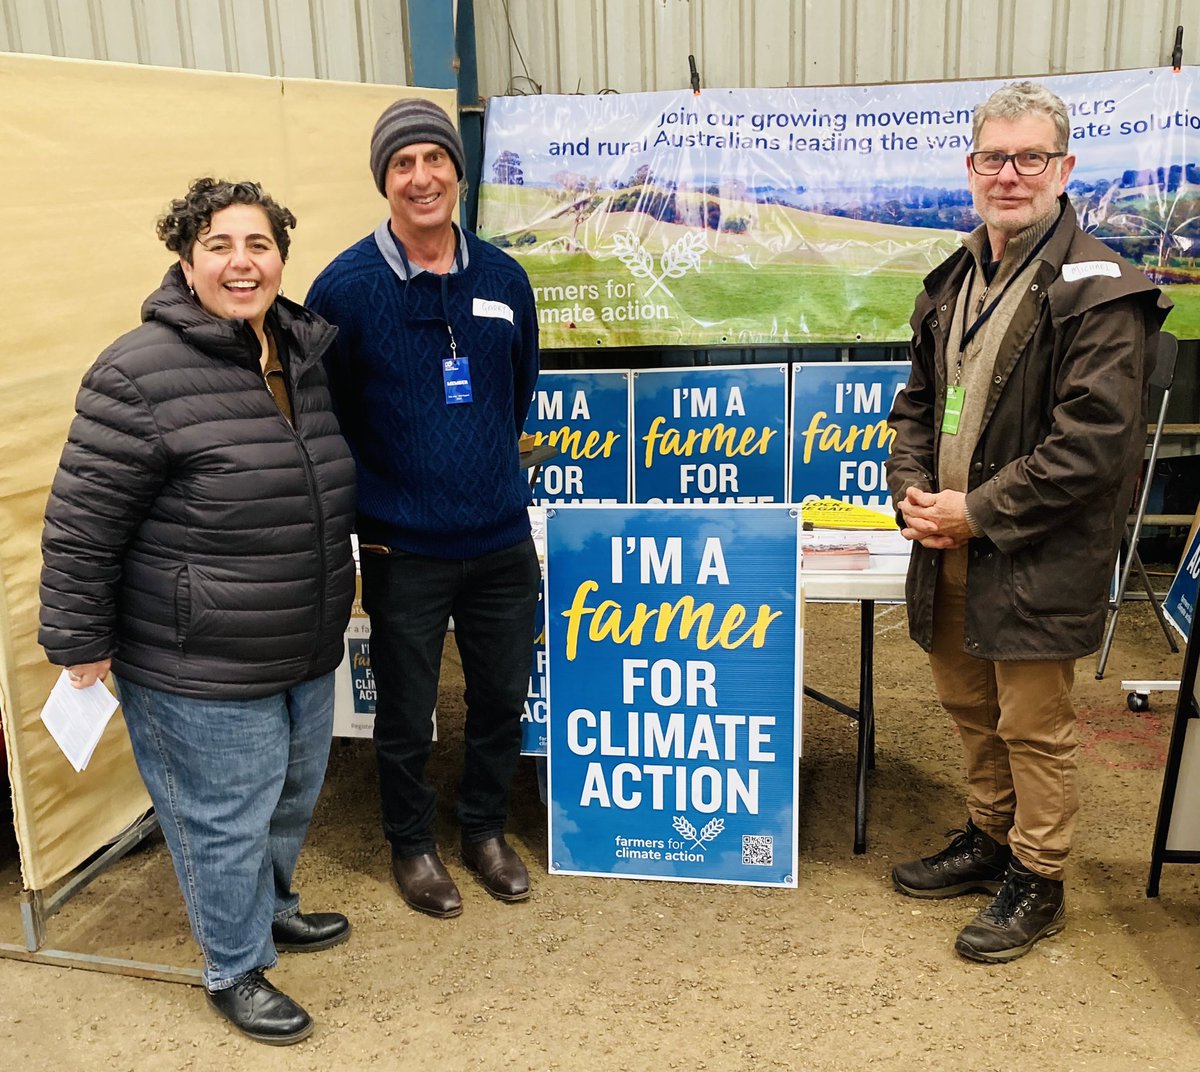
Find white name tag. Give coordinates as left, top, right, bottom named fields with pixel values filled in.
left=1062, top=261, right=1121, bottom=282
left=473, top=298, right=514, bottom=323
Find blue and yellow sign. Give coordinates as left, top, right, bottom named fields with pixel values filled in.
left=527, top=371, right=630, bottom=504
left=632, top=365, right=787, bottom=504
left=1165, top=526, right=1200, bottom=641
left=545, top=505, right=800, bottom=886
left=790, top=362, right=911, bottom=511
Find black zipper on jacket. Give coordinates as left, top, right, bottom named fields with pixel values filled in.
left=287, top=416, right=328, bottom=671
left=273, top=318, right=335, bottom=673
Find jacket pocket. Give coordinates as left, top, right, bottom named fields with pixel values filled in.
left=173, top=564, right=192, bottom=649
left=1010, top=531, right=1106, bottom=618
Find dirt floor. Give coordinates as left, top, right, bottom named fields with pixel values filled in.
left=1, top=599, right=1198, bottom=1071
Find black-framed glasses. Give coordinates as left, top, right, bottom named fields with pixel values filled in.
left=969, top=150, right=1067, bottom=176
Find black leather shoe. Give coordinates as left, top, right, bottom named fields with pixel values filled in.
left=205, top=969, right=313, bottom=1045
left=272, top=911, right=351, bottom=952
left=955, top=861, right=1066, bottom=963
left=391, top=851, right=463, bottom=918
left=892, top=820, right=1011, bottom=899
left=461, top=835, right=531, bottom=902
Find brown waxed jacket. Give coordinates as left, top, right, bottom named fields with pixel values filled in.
left=887, top=198, right=1173, bottom=660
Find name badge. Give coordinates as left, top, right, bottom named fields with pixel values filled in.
left=473, top=297, right=514, bottom=323
left=443, top=355, right=473, bottom=404
left=1062, top=261, right=1121, bottom=282
left=941, top=384, right=965, bottom=435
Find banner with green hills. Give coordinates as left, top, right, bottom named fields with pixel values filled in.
left=478, top=67, right=1200, bottom=347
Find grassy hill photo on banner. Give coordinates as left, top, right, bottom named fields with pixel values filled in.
left=479, top=68, right=1200, bottom=347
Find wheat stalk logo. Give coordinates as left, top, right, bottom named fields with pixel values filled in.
left=610, top=230, right=706, bottom=298
left=672, top=815, right=725, bottom=851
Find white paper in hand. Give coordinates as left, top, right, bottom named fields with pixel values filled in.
left=39, top=670, right=119, bottom=772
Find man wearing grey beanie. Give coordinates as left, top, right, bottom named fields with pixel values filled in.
left=307, top=97, right=541, bottom=919
left=368, top=97, right=468, bottom=194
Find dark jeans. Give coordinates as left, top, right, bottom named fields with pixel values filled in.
left=360, top=538, right=540, bottom=857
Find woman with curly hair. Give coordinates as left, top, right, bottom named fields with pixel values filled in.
left=39, top=178, right=356, bottom=1045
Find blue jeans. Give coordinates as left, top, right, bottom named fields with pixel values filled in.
left=360, top=538, right=540, bottom=857
left=115, top=673, right=335, bottom=990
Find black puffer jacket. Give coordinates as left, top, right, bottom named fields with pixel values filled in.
left=40, top=264, right=356, bottom=698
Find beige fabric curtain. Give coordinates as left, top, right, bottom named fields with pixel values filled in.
left=0, top=52, right=453, bottom=890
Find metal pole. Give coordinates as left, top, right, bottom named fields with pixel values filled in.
left=456, top=0, right=483, bottom=231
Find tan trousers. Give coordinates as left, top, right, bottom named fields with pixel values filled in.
left=928, top=547, right=1078, bottom=880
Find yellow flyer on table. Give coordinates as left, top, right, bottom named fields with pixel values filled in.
left=800, top=498, right=898, bottom=530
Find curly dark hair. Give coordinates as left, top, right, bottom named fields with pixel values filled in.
left=156, top=177, right=297, bottom=262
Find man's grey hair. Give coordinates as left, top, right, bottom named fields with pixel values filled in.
left=973, top=80, right=1070, bottom=152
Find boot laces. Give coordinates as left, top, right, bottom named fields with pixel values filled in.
left=232, top=968, right=268, bottom=998
left=929, top=827, right=974, bottom=866
left=983, top=872, right=1039, bottom=924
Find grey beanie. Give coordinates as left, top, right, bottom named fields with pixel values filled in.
left=370, top=98, right=465, bottom=193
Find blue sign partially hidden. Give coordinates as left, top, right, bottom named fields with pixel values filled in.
left=521, top=507, right=549, bottom=756
left=1164, top=525, right=1200, bottom=641
left=633, top=365, right=787, bottom=504
left=790, top=362, right=910, bottom=510
left=527, top=370, right=630, bottom=504
left=348, top=637, right=375, bottom=714
left=545, top=506, right=800, bottom=886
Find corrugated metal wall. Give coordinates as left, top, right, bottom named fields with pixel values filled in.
left=1, top=1, right=1192, bottom=92
left=474, top=0, right=1192, bottom=96
left=0, top=0, right=410, bottom=83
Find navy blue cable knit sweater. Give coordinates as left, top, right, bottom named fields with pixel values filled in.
left=306, top=226, right=539, bottom=559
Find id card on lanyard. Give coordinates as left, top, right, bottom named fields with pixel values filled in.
left=443, top=353, right=473, bottom=404
left=942, top=384, right=964, bottom=435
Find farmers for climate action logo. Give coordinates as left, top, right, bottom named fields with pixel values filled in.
left=611, top=229, right=707, bottom=298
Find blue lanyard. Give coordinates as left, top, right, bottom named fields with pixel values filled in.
left=957, top=204, right=1060, bottom=354
left=391, top=228, right=465, bottom=353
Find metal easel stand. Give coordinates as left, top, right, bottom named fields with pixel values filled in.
left=0, top=810, right=202, bottom=985
left=1095, top=332, right=1180, bottom=679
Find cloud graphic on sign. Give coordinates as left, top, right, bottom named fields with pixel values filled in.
left=549, top=798, right=580, bottom=871
left=546, top=507, right=639, bottom=553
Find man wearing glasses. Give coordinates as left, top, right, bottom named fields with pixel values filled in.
left=886, top=81, right=1171, bottom=962
left=307, top=99, right=540, bottom=918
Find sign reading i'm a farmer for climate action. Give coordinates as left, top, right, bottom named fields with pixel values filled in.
left=526, top=370, right=631, bottom=505
left=545, top=506, right=800, bottom=886
left=790, top=362, right=910, bottom=511
left=632, top=364, right=788, bottom=504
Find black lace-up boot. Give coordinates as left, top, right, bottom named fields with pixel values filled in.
left=954, top=860, right=1066, bottom=963
left=892, top=820, right=1011, bottom=898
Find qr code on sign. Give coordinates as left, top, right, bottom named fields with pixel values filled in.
left=742, top=835, right=773, bottom=866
